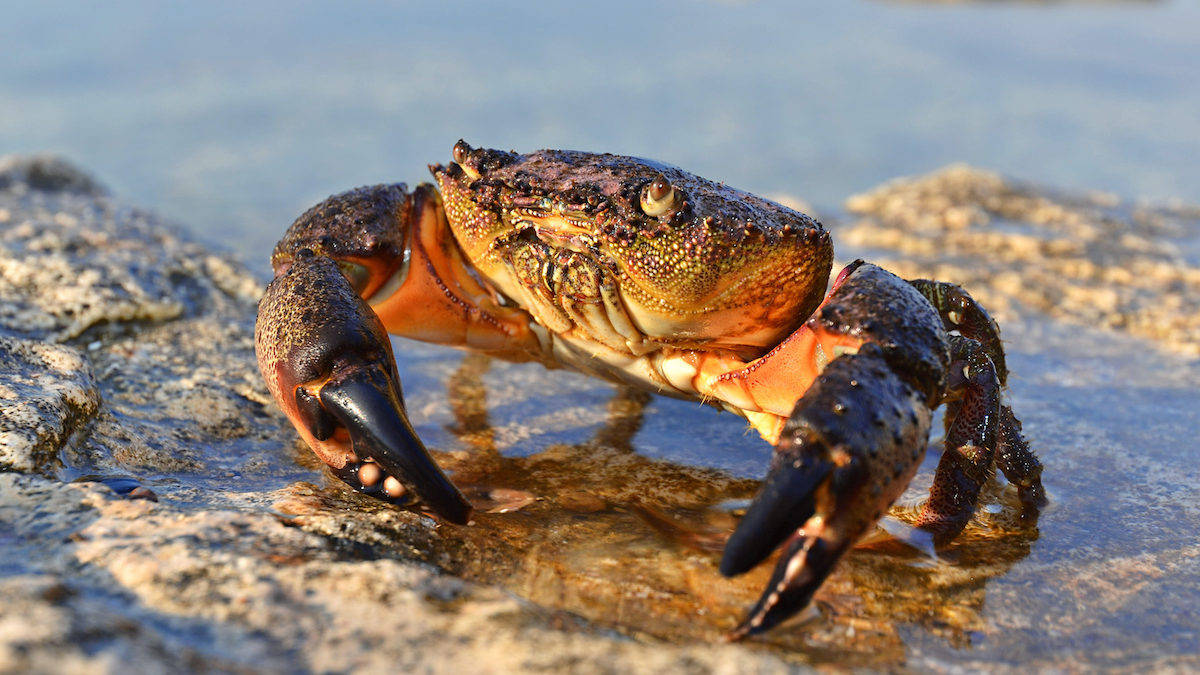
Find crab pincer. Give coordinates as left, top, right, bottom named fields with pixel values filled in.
left=710, top=266, right=941, bottom=638
left=720, top=345, right=934, bottom=638
left=255, top=194, right=473, bottom=524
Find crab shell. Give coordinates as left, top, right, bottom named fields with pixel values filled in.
left=433, top=143, right=832, bottom=357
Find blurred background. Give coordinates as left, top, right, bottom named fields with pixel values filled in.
left=2, top=0, right=1197, bottom=272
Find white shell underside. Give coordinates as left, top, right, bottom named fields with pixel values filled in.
left=545, top=330, right=701, bottom=402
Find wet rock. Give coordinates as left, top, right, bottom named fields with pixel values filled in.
left=0, top=154, right=295, bottom=492
left=0, top=337, right=99, bottom=473
left=0, top=471, right=792, bottom=673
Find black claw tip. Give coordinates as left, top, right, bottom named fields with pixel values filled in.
left=719, top=454, right=830, bottom=577
left=728, top=535, right=841, bottom=640
left=319, top=365, right=472, bottom=525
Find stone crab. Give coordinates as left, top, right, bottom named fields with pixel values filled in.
left=254, top=141, right=1046, bottom=639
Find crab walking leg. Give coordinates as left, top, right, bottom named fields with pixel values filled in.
left=908, top=279, right=1008, bottom=384
left=908, top=279, right=1047, bottom=513
left=718, top=263, right=952, bottom=639
left=996, top=403, right=1047, bottom=511
left=255, top=251, right=473, bottom=523
left=912, top=335, right=1001, bottom=542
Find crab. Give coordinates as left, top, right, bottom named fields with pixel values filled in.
left=254, top=141, right=1046, bottom=639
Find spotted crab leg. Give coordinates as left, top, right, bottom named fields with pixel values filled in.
left=895, top=280, right=1049, bottom=540
left=718, top=262, right=952, bottom=639
left=908, top=279, right=1046, bottom=514
left=996, top=405, right=1046, bottom=514
left=912, top=334, right=1002, bottom=541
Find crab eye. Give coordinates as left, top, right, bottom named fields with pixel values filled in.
left=452, top=140, right=481, bottom=180
left=640, top=175, right=678, bottom=217
left=452, top=140, right=470, bottom=165
left=336, top=260, right=372, bottom=294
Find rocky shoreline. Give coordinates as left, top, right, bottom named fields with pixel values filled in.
left=2, top=156, right=1198, bottom=672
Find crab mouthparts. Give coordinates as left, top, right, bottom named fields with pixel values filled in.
left=508, top=210, right=600, bottom=256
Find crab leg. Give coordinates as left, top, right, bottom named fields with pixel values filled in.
left=996, top=405, right=1046, bottom=512
left=908, top=279, right=1008, bottom=383
left=724, top=347, right=932, bottom=637
left=912, top=334, right=1001, bottom=542
left=909, top=279, right=1046, bottom=511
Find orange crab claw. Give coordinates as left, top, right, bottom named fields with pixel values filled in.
left=256, top=250, right=472, bottom=524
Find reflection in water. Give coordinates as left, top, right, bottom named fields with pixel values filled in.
left=290, top=351, right=1042, bottom=664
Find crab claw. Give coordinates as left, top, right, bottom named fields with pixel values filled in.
left=721, top=348, right=931, bottom=639
left=255, top=250, right=472, bottom=524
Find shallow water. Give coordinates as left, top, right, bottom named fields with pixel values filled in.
left=3, top=1, right=1199, bottom=270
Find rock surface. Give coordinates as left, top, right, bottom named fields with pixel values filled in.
left=0, top=337, right=97, bottom=473
left=2, top=156, right=1199, bottom=673
left=1, top=472, right=793, bottom=674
